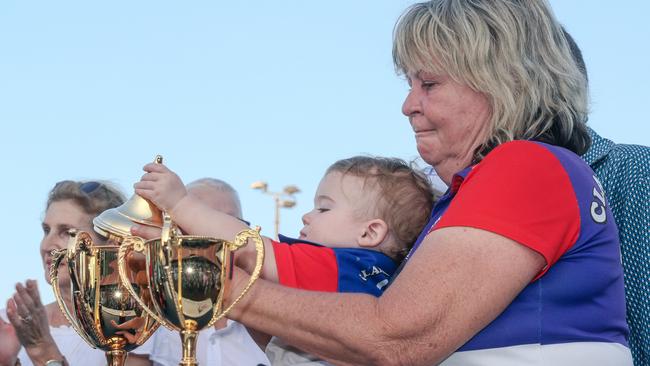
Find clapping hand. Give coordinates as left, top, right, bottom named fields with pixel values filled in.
left=6, top=280, right=63, bottom=365
left=0, top=311, right=20, bottom=366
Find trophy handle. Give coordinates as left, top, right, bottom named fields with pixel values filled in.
left=49, top=247, right=96, bottom=348
left=117, top=237, right=173, bottom=330
left=212, top=226, right=265, bottom=323
left=160, top=211, right=178, bottom=248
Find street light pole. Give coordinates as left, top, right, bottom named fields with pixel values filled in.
left=251, top=181, right=300, bottom=239
left=274, top=195, right=281, bottom=239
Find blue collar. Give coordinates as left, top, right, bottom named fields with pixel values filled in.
left=277, top=234, right=324, bottom=247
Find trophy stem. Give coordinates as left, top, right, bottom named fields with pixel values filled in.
left=179, top=322, right=199, bottom=366
left=105, top=349, right=128, bottom=366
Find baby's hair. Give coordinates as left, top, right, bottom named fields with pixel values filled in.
left=327, top=156, right=435, bottom=262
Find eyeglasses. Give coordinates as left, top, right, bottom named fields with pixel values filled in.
left=48, top=180, right=122, bottom=217
left=79, top=181, right=102, bottom=194
left=51, top=180, right=106, bottom=198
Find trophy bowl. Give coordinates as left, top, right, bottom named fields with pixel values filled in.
left=118, top=214, right=264, bottom=366
left=50, top=230, right=160, bottom=366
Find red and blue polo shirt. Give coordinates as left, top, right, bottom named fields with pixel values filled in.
left=406, top=140, right=631, bottom=365
left=272, top=235, right=396, bottom=297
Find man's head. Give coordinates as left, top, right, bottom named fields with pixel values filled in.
left=186, top=178, right=242, bottom=219
left=561, top=26, right=588, bottom=84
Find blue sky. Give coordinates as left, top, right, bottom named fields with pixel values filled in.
left=1, top=0, right=648, bottom=304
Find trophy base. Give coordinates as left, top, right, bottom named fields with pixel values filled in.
left=106, top=349, right=128, bottom=366
left=179, top=326, right=199, bottom=366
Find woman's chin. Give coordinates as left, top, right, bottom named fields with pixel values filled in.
left=416, top=146, right=441, bottom=167
left=45, top=271, right=71, bottom=288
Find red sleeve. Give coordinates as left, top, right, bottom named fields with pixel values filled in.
left=272, top=241, right=338, bottom=291
left=435, top=141, right=580, bottom=278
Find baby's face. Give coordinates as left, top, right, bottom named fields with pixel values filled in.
left=299, top=171, right=374, bottom=248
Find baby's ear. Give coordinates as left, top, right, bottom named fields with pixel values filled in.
left=357, top=219, right=389, bottom=248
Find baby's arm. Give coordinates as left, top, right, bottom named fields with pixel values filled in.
left=134, top=162, right=279, bottom=282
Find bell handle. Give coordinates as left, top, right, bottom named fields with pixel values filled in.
left=157, top=213, right=188, bottom=327
left=160, top=211, right=183, bottom=248
left=160, top=212, right=173, bottom=248
left=211, top=226, right=265, bottom=323
left=49, top=248, right=97, bottom=348
left=117, top=237, right=173, bottom=330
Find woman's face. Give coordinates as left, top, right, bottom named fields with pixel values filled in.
left=402, top=71, right=492, bottom=184
left=40, top=199, right=98, bottom=286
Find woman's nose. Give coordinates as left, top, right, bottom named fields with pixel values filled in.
left=41, top=232, right=64, bottom=251
left=402, top=88, right=420, bottom=117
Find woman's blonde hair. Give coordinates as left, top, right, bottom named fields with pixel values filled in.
left=393, top=0, right=590, bottom=159
left=47, top=180, right=126, bottom=217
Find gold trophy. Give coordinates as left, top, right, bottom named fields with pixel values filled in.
left=117, top=213, right=265, bottom=366
left=50, top=230, right=160, bottom=366
left=48, top=156, right=167, bottom=366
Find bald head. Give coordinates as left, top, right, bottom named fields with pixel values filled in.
left=186, top=178, right=242, bottom=219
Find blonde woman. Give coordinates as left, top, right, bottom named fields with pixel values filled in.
left=131, top=1, right=633, bottom=365
left=0, top=181, right=154, bottom=366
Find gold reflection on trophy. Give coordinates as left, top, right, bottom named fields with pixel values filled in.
left=50, top=230, right=159, bottom=366
left=118, top=213, right=265, bottom=366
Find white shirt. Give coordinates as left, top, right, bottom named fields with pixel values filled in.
left=265, top=336, right=331, bottom=366
left=1, top=309, right=156, bottom=366
left=150, top=320, right=270, bottom=366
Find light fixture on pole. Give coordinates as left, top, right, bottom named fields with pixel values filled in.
left=251, top=181, right=300, bottom=239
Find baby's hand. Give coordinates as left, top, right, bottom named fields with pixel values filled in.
left=134, top=163, right=187, bottom=213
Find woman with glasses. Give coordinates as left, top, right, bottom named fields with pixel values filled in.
left=0, top=181, right=154, bottom=366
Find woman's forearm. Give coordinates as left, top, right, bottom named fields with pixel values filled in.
left=227, top=272, right=399, bottom=365
left=24, top=341, right=64, bottom=366
left=226, top=227, right=546, bottom=366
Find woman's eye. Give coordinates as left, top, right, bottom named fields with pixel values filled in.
left=422, top=81, right=437, bottom=90
left=58, top=227, right=72, bottom=238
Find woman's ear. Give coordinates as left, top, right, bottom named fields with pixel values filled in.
left=357, top=219, right=389, bottom=248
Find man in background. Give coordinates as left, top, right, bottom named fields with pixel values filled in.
left=149, top=178, right=270, bottom=366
